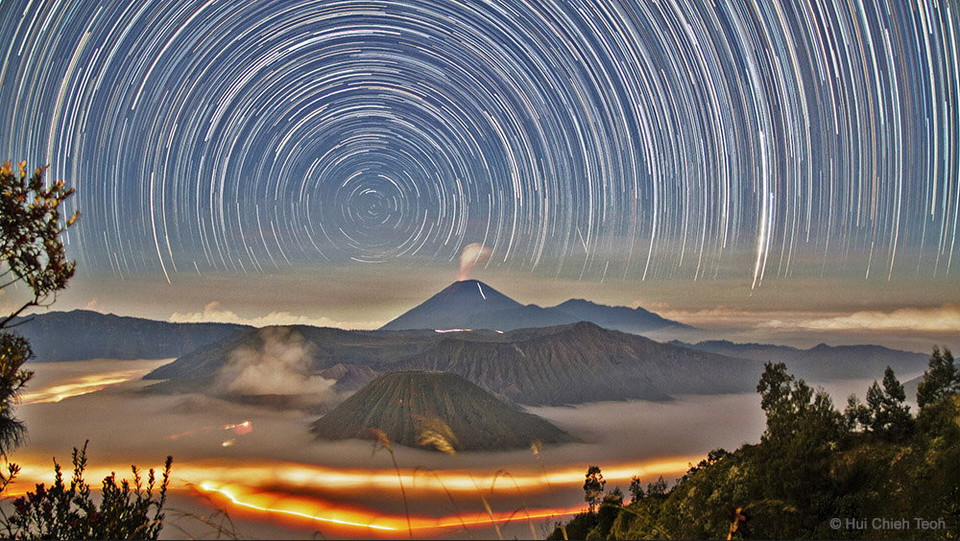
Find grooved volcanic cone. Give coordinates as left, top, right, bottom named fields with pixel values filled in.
left=311, top=371, right=568, bottom=451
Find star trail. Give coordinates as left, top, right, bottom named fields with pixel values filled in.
left=0, top=0, right=958, bottom=287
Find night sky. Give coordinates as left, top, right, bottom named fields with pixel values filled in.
left=0, top=0, right=958, bottom=335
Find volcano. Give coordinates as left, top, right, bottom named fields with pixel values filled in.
left=381, top=280, right=523, bottom=331
left=380, top=279, right=690, bottom=333
left=311, top=371, right=568, bottom=451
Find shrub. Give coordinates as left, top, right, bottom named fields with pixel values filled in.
left=1, top=442, right=172, bottom=540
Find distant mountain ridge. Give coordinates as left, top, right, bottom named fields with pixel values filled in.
left=381, top=279, right=692, bottom=333
left=390, top=321, right=760, bottom=405
left=311, top=371, right=569, bottom=451
left=145, top=321, right=761, bottom=405
left=9, top=310, right=250, bottom=362
left=670, top=339, right=929, bottom=382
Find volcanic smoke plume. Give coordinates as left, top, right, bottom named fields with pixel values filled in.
left=458, top=243, right=492, bottom=281
left=212, top=327, right=337, bottom=400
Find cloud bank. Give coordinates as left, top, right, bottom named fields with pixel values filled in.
left=765, top=303, right=960, bottom=333
left=169, top=301, right=379, bottom=329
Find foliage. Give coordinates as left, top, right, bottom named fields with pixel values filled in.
left=844, top=366, right=915, bottom=442
left=645, top=476, right=668, bottom=498
left=0, top=334, right=33, bottom=456
left=588, top=488, right=623, bottom=540
left=582, top=465, right=605, bottom=513
left=0, top=161, right=78, bottom=328
left=628, top=476, right=643, bottom=503
left=0, top=161, right=77, bottom=456
left=852, top=366, right=915, bottom=440
left=0, top=443, right=172, bottom=540
left=917, top=347, right=958, bottom=410
left=0, top=164, right=179, bottom=540
left=547, top=512, right=597, bottom=540
left=549, top=349, right=960, bottom=540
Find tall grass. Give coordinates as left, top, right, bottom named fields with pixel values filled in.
left=370, top=428, right=413, bottom=539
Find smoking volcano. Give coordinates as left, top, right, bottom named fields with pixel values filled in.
left=380, top=279, right=689, bottom=333
left=381, top=279, right=524, bottom=331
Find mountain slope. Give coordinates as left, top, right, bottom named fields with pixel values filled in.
left=144, top=325, right=442, bottom=393
left=9, top=310, right=250, bottom=362
left=381, top=280, right=524, bottom=330
left=390, top=322, right=759, bottom=405
left=381, top=280, right=689, bottom=333
left=552, top=299, right=693, bottom=333
left=311, top=371, right=568, bottom=451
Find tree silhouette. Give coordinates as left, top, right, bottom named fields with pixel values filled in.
left=2, top=442, right=171, bottom=540
left=0, top=162, right=78, bottom=456
left=0, top=334, right=33, bottom=456
left=583, top=465, right=605, bottom=512
left=646, top=475, right=668, bottom=497
left=628, top=475, right=644, bottom=503
left=864, top=366, right=913, bottom=440
left=917, top=346, right=958, bottom=409
left=0, top=162, right=78, bottom=327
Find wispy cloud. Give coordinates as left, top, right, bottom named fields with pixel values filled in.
left=642, top=300, right=960, bottom=335
left=764, top=303, right=960, bottom=333
left=169, top=301, right=379, bottom=329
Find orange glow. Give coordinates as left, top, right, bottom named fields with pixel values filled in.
left=7, top=453, right=700, bottom=538
left=20, top=369, right=147, bottom=404
left=223, top=420, right=253, bottom=435
left=197, top=481, right=584, bottom=536
left=167, top=420, right=253, bottom=441
left=122, top=455, right=698, bottom=498
left=7, top=455, right=698, bottom=495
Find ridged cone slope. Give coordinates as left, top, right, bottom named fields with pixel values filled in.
left=311, top=371, right=567, bottom=451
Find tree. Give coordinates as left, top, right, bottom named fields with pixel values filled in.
left=646, top=475, right=668, bottom=498
left=756, top=362, right=842, bottom=444
left=583, top=465, right=606, bottom=512
left=843, top=394, right=870, bottom=432
left=754, top=362, right=843, bottom=526
left=756, top=362, right=795, bottom=429
left=917, top=346, right=958, bottom=409
left=863, top=367, right=914, bottom=440
left=0, top=161, right=79, bottom=327
left=628, top=475, right=644, bottom=503
left=0, top=334, right=33, bottom=456
left=590, top=487, right=624, bottom=540
left=0, top=162, right=78, bottom=455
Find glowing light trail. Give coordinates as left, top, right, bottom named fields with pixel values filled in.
left=8, top=453, right=698, bottom=536
left=20, top=369, right=149, bottom=405
left=197, top=481, right=585, bottom=535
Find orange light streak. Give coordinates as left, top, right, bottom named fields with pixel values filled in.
left=8, top=455, right=699, bottom=496
left=7, top=454, right=701, bottom=537
left=198, top=482, right=399, bottom=531
left=197, top=481, right=584, bottom=535
left=181, top=456, right=701, bottom=494
left=20, top=370, right=146, bottom=404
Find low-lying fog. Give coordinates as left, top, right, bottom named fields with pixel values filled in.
left=11, top=360, right=913, bottom=539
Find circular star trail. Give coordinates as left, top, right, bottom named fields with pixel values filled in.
left=0, top=0, right=958, bottom=285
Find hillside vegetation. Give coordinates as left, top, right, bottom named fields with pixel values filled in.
left=550, top=347, right=960, bottom=540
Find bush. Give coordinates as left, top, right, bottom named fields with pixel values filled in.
left=1, top=443, right=172, bottom=540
